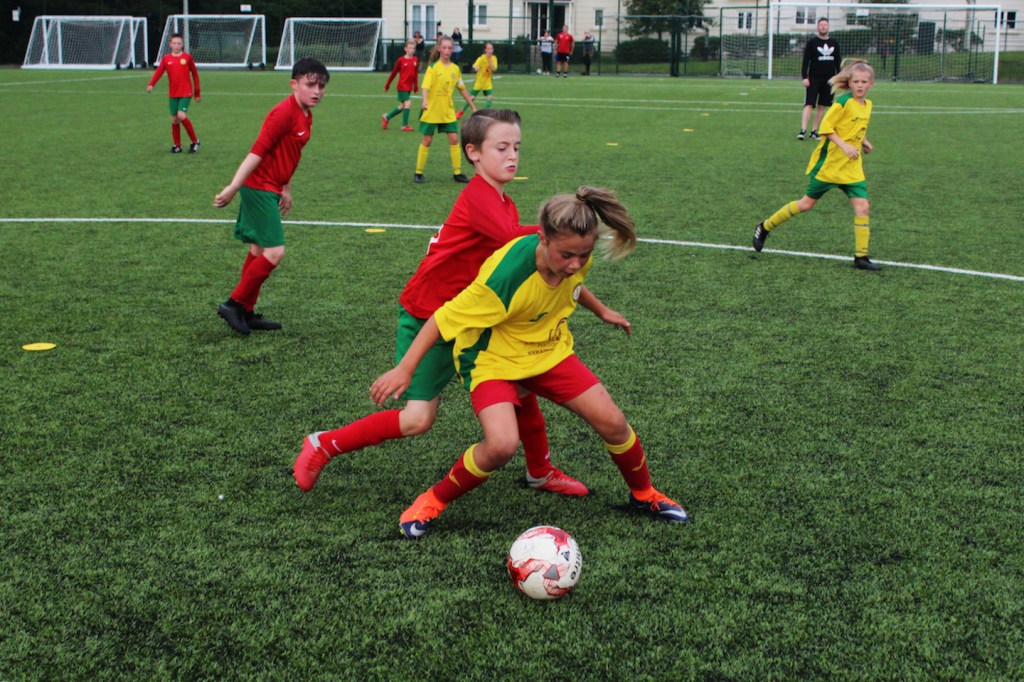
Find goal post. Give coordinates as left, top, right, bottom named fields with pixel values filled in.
left=23, top=15, right=148, bottom=69
left=765, top=3, right=1001, bottom=83
left=157, top=14, right=267, bottom=68
left=275, top=18, right=385, bottom=71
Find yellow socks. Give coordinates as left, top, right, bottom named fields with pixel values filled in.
left=416, top=144, right=430, bottom=174
left=854, top=216, right=870, bottom=257
left=449, top=144, right=462, bottom=176
left=764, top=201, right=802, bottom=231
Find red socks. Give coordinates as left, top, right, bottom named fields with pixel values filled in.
left=172, top=122, right=182, bottom=146
left=432, top=445, right=492, bottom=504
left=318, top=410, right=404, bottom=457
left=181, top=118, right=197, bottom=143
left=606, top=428, right=653, bottom=492
left=230, top=254, right=276, bottom=312
left=517, top=393, right=552, bottom=478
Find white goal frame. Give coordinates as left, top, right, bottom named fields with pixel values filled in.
left=768, top=2, right=1001, bottom=83
left=23, top=15, right=148, bottom=69
left=157, top=14, right=267, bottom=68
left=275, top=18, right=386, bottom=72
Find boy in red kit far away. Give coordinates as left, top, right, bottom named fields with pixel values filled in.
left=383, top=38, right=419, bottom=131
left=213, top=57, right=330, bottom=335
left=147, top=33, right=201, bottom=153
left=555, top=25, right=574, bottom=78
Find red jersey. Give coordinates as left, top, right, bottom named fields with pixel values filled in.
left=386, top=56, right=420, bottom=92
left=556, top=32, right=574, bottom=54
left=399, top=175, right=538, bottom=319
left=149, top=52, right=200, bottom=99
left=244, top=95, right=312, bottom=194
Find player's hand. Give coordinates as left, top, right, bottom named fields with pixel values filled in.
left=370, top=367, right=412, bottom=406
left=862, top=140, right=873, bottom=154
left=600, top=308, right=632, bottom=335
left=802, top=78, right=810, bottom=87
left=213, top=186, right=237, bottom=208
left=843, top=144, right=860, bottom=160
left=384, top=85, right=390, bottom=91
left=278, top=191, right=292, bottom=217
left=195, top=95, right=201, bottom=103
left=146, top=85, right=153, bottom=93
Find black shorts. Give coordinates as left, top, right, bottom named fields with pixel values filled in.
left=556, top=52, right=570, bottom=63
left=804, top=77, right=834, bottom=107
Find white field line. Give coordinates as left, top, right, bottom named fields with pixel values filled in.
left=3, top=216, right=1022, bottom=282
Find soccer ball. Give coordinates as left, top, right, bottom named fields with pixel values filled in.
left=507, top=526, right=582, bottom=600
left=536, top=68, right=543, bottom=75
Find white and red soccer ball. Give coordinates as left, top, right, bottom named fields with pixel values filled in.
left=507, top=526, right=582, bottom=600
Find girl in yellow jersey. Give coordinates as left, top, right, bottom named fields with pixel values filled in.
left=415, top=36, right=477, bottom=183
left=371, top=187, right=689, bottom=539
left=458, top=42, right=497, bottom=118
left=753, top=59, right=880, bottom=270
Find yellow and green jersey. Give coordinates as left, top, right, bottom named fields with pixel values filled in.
left=805, top=93, right=872, bottom=184
left=420, top=60, right=466, bottom=124
left=434, top=234, right=592, bottom=392
left=471, top=54, right=497, bottom=90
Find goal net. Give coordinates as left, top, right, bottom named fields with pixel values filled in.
left=275, top=18, right=385, bottom=71
left=719, top=3, right=1002, bottom=83
left=23, top=16, right=148, bottom=69
left=157, top=15, right=267, bottom=68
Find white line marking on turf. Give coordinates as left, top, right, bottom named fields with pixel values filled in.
left=3, top=217, right=1022, bottom=282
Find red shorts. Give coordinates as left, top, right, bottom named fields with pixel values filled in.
left=470, top=355, right=601, bottom=414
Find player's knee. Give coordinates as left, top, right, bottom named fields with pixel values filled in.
left=400, top=409, right=436, bottom=436
left=177, top=112, right=188, bottom=122
left=482, top=434, right=519, bottom=465
left=797, top=196, right=816, bottom=212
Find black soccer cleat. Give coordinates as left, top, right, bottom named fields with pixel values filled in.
left=171, top=145, right=183, bottom=153
left=809, top=130, right=820, bottom=141
left=414, top=173, right=425, bottom=184
left=188, top=141, right=201, bottom=153
left=796, top=129, right=806, bottom=141
left=853, top=256, right=882, bottom=271
left=245, top=311, right=282, bottom=331
left=217, top=299, right=250, bottom=335
left=752, top=222, right=769, bottom=252
left=452, top=174, right=470, bottom=183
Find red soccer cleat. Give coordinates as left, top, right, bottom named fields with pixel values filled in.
left=526, top=467, right=589, bottom=496
left=381, top=113, right=389, bottom=130
left=294, top=432, right=330, bottom=492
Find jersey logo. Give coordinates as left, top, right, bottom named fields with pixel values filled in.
left=179, top=58, right=187, bottom=65
left=297, top=130, right=307, bottom=137
left=817, top=44, right=835, bottom=60
left=572, top=285, right=582, bottom=301
left=529, top=312, right=549, bottom=322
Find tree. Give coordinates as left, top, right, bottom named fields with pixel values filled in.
left=623, top=0, right=709, bottom=38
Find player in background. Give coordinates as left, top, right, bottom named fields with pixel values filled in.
left=414, top=36, right=476, bottom=184
left=383, top=39, right=419, bottom=131
left=538, top=30, right=554, bottom=75
left=581, top=31, right=596, bottom=75
left=371, top=186, right=690, bottom=540
left=147, top=33, right=201, bottom=153
left=457, top=42, right=497, bottom=120
left=294, top=109, right=589, bottom=499
left=799, top=18, right=841, bottom=141
left=754, top=59, right=880, bottom=271
left=555, top=25, right=574, bottom=77
left=212, top=58, right=331, bottom=335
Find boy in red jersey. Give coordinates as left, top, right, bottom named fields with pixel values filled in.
left=383, top=39, right=419, bottom=131
left=555, top=25, right=574, bottom=78
left=147, top=33, right=201, bottom=153
left=212, top=57, right=330, bottom=335
left=294, top=109, right=588, bottom=499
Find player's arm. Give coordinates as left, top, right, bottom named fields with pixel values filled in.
left=190, top=58, right=201, bottom=101
left=278, top=181, right=293, bottom=216
left=458, top=84, right=477, bottom=111
left=213, top=152, right=262, bottom=207
left=827, top=133, right=859, bottom=160
left=385, top=60, right=400, bottom=89
left=147, top=62, right=165, bottom=91
left=370, top=315, right=442, bottom=405
left=862, top=137, right=873, bottom=154
left=577, top=286, right=631, bottom=335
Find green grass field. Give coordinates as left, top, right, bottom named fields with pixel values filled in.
left=2, top=69, right=1024, bottom=679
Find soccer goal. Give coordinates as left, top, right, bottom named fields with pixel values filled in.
left=23, top=16, right=148, bottom=69
left=275, top=18, right=385, bottom=71
left=764, top=3, right=1002, bottom=83
left=157, top=14, right=267, bottom=68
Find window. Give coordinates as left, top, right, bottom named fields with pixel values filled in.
left=474, top=4, right=488, bottom=28
left=795, top=9, right=814, bottom=25
left=738, top=12, right=753, bottom=29
left=997, top=10, right=1017, bottom=29
left=595, top=9, right=604, bottom=28
left=411, top=4, right=436, bottom=39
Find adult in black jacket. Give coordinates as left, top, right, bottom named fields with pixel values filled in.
left=799, top=17, right=841, bottom=140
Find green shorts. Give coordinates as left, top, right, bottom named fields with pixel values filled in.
left=419, top=120, right=460, bottom=135
left=168, top=97, right=191, bottom=116
left=396, top=90, right=412, bottom=103
left=396, top=305, right=458, bottom=401
left=806, top=177, right=869, bottom=200
left=233, top=186, right=284, bottom=247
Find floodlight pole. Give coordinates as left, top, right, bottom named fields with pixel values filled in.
left=183, top=0, right=190, bottom=53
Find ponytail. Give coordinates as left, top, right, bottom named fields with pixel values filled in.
left=539, top=187, right=636, bottom=261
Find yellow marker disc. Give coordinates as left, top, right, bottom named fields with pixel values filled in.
left=513, top=176, right=529, bottom=181
left=365, top=228, right=386, bottom=233
left=683, top=128, right=695, bottom=132
left=23, top=342, right=57, bottom=351
left=606, top=142, right=619, bottom=146
left=701, top=113, right=710, bottom=117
